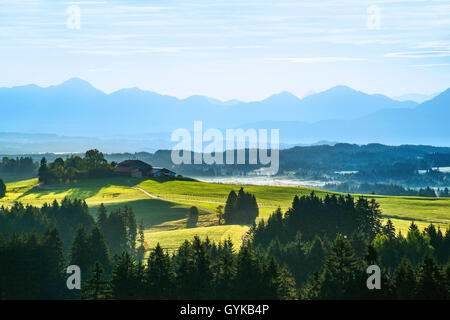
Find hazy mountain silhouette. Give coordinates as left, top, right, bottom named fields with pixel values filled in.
left=0, top=78, right=419, bottom=137
left=393, top=92, right=438, bottom=103
left=244, top=88, right=450, bottom=145
left=1, top=78, right=449, bottom=148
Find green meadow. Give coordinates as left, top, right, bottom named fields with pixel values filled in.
left=1, top=177, right=449, bottom=251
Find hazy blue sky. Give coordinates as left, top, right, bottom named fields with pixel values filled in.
left=0, top=0, right=449, bottom=100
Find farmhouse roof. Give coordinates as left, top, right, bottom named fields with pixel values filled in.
left=118, top=160, right=152, bottom=170
left=115, top=166, right=139, bottom=173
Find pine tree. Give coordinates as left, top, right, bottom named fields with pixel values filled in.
left=393, top=258, right=416, bottom=299
left=96, top=203, right=107, bottom=231
left=318, top=234, right=361, bottom=299
left=38, top=157, right=49, bottom=184
left=364, top=243, right=380, bottom=265
left=276, top=267, right=297, bottom=300
left=223, top=190, right=237, bottom=224
left=136, top=219, right=146, bottom=262
left=111, top=252, right=140, bottom=299
left=415, top=254, right=447, bottom=299
left=191, top=236, right=212, bottom=299
left=0, top=178, right=6, bottom=198
left=42, top=228, right=65, bottom=299
left=235, top=243, right=263, bottom=299
left=213, top=239, right=236, bottom=298
left=70, top=226, right=90, bottom=274
left=82, top=262, right=110, bottom=300
left=146, top=243, right=174, bottom=299
left=382, top=219, right=396, bottom=239
left=88, top=226, right=111, bottom=273
left=124, top=206, right=137, bottom=254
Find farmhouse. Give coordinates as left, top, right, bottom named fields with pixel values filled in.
left=115, top=160, right=176, bottom=178
left=150, top=167, right=176, bottom=177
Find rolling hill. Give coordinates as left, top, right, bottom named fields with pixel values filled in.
left=1, top=176, right=449, bottom=251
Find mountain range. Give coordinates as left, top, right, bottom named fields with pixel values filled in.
left=0, top=78, right=448, bottom=152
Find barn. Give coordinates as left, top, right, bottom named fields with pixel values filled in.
left=115, top=160, right=152, bottom=178
left=115, top=160, right=176, bottom=178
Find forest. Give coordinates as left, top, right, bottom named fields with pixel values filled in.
left=323, top=182, right=450, bottom=197
left=38, top=149, right=115, bottom=184
left=0, top=192, right=448, bottom=300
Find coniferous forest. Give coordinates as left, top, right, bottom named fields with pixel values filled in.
left=0, top=192, right=448, bottom=300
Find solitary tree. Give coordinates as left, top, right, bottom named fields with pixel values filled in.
left=216, top=205, right=224, bottom=225
left=187, top=206, right=199, bottom=228
left=0, top=178, right=6, bottom=198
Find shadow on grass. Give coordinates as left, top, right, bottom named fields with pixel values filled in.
left=0, top=172, right=37, bottom=183
left=132, top=176, right=197, bottom=185
left=15, top=178, right=128, bottom=202
left=89, top=198, right=192, bottom=227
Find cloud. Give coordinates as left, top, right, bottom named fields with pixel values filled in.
left=414, top=63, right=450, bottom=67
left=385, top=51, right=450, bottom=58
left=265, top=57, right=366, bottom=63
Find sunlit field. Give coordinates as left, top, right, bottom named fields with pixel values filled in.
left=2, top=177, right=449, bottom=252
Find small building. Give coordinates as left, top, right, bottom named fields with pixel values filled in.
left=115, top=160, right=177, bottom=178
left=115, top=165, right=143, bottom=178
left=150, top=167, right=176, bottom=177
left=115, top=160, right=152, bottom=177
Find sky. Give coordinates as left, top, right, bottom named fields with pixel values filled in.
left=0, top=0, right=449, bottom=101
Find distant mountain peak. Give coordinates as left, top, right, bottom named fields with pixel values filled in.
left=59, top=77, right=91, bottom=86
left=323, top=85, right=359, bottom=94
left=55, top=77, right=101, bottom=93
left=262, top=91, right=300, bottom=103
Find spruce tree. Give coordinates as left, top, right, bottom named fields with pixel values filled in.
left=136, top=219, right=146, bottom=262
left=70, top=226, right=90, bottom=274
left=88, top=226, right=111, bottom=273
left=42, top=228, right=65, bottom=299
left=146, top=243, right=174, bottom=299
left=0, top=178, right=6, bottom=198
left=96, top=203, right=107, bottom=232
left=393, top=258, right=416, bottom=299
left=83, top=262, right=110, bottom=300
left=213, top=239, right=236, bottom=299
left=235, top=243, right=263, bottom=299
left=415, top=254, right=447, bottom=299
left=276, top=267, right=298, bottom=300
left=223, top=190, right=237, bottom=224
left=318, top=234, right=361, bottom=299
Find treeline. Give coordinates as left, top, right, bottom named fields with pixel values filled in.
left=223, top=187, right=259, bottom=224
left=82, top=238, right=296, bottom=300
left=0, top=208, right=294, bottom=299
left=0, top=200, right=142, bottom=299
left=346, top=167, right=450, bottom=187
left=323, top=182, right=449, bottom=197
left=299, top=231, right=449, bottom=299
left=38, top=149, right=115, bottom=184
left=0, top=199, right=137, bottom=256
left=0, top=156, right=37, bottom=174
left=253, top=192, right=382, bottom=243
left=1, top=194, right=449, bottom=300
left=250, top=192, right=449, bottom=299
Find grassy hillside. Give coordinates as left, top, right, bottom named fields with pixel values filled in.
left=1, top=177, right=449, bottom=252
left=135, top=178, right=450, bottom=223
